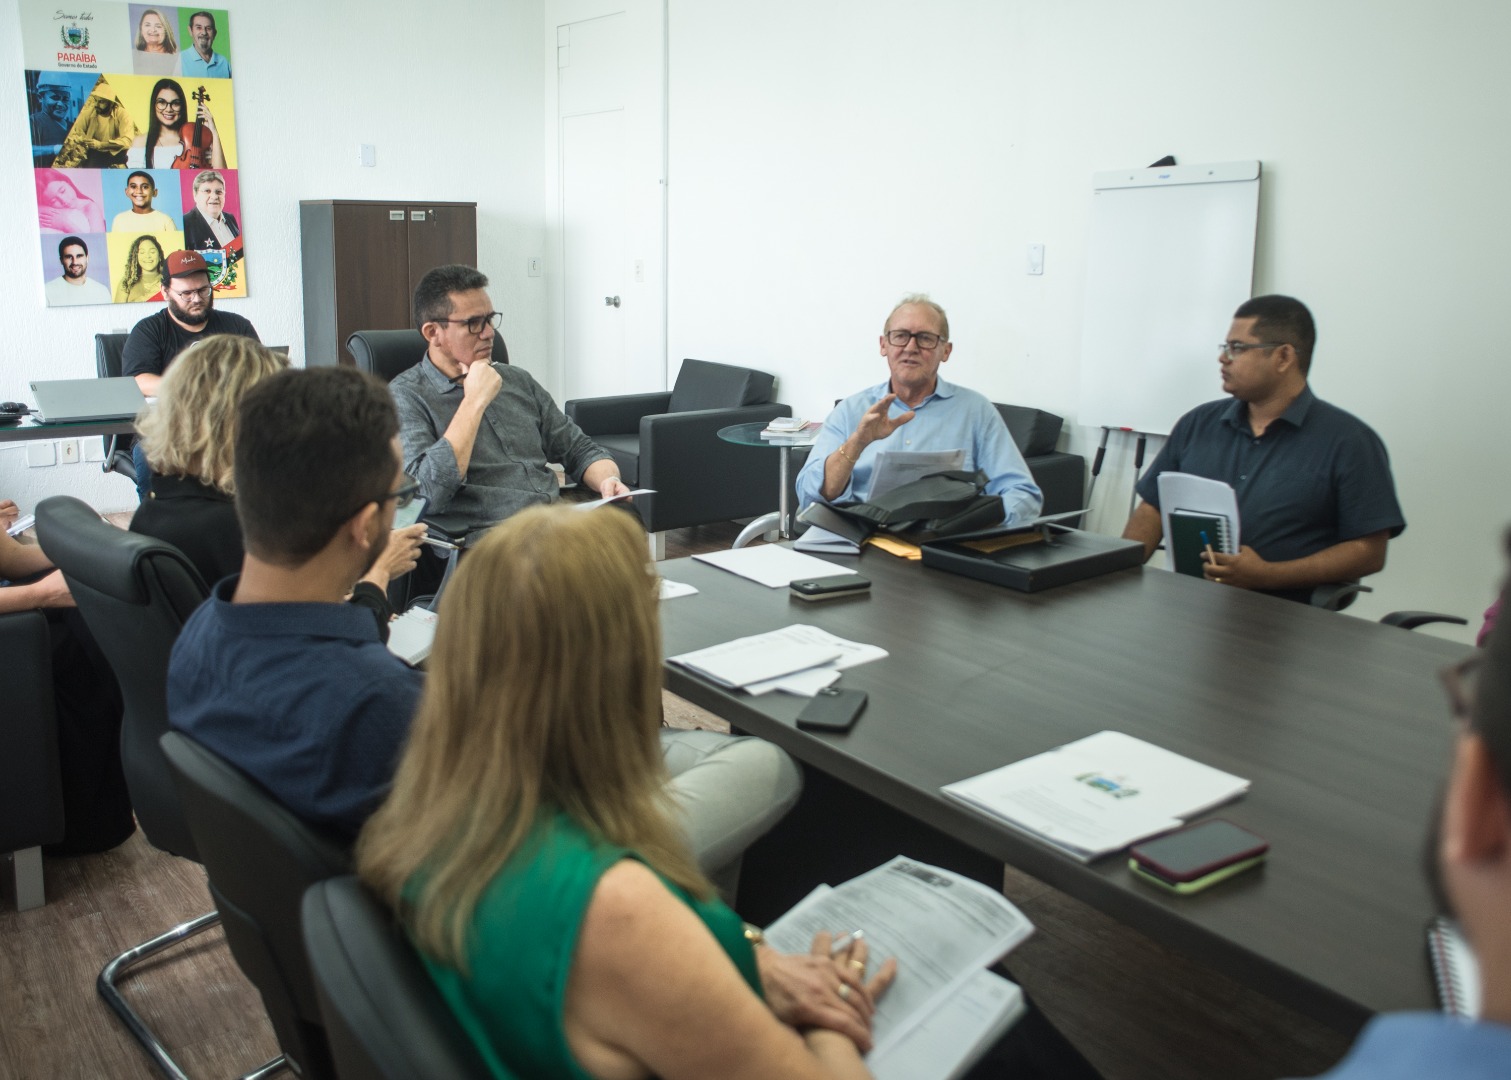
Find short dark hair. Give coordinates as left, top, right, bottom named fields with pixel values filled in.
left=234, top=368, right=399, bottom=565
left=126, top=169, right=153, bottom=187
left=58, top=235, right=86, bottom=258
left=188, top=10, right=216, bottom=31
left=413, top=265, right=489, bottom=330
left=1234, top=294, right=1316, bottom=375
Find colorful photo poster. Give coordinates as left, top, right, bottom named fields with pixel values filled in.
left=22, top=1, right=247, bottom=307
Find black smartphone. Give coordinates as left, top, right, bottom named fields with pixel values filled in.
left=1129, top=820, right=1269, bottom=884
left=795, top=687, right=867, bottom=732
left=790, top=574, right=870, bottom=602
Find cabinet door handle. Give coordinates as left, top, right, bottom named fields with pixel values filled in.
left=604, top=295, right=621, bottom=308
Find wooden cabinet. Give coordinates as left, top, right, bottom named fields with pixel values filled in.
left=299, top=200, right=477, bottom=367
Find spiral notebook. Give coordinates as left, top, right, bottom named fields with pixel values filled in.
left=1168, top=510, right=1234, bottom=578
left=1427, top=916, right=1481, bottom=1019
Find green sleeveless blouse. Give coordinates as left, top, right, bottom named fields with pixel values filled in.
left=416, top=812, right=761, bottom=1079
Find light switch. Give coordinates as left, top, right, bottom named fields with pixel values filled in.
left=1026, top=244, right=1045, bottom=275
left=358, top=143, right=376, bottom=168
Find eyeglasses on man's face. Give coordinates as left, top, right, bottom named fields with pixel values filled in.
left=384, top=479, right=421, bottom=509
left=1218, top=341, right=1284, bottom=361
left=885, top=329, right=944, bottom=350
left=436, top=312, right=503, bottom=336
left=169, top=285, right=212, bottom=301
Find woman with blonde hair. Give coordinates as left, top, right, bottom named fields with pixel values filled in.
left=131, top=335, right=426, bottom=608
left=358, top=506, right=894, bottom=1079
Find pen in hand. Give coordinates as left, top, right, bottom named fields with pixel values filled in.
left=421, top=535, right=459, bottom=552
left=830, top=929, right=864, bottom=956
left=1200, top=530, right=1215, bottom=567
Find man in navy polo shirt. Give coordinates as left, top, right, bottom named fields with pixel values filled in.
left=1123, top=295, right=1404, bottom=604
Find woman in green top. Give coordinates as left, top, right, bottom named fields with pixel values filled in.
left=358, top=506, right=894, bottom=1079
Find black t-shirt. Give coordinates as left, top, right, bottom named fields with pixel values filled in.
left=120, top=307, right=260, bottom=379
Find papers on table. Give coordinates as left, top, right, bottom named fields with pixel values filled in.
left=942, top=730, right=1250, bottom=861
left=385, top=606, right=438, bottom=666
left=1428, top=916, right=1482, bottom=1019
left=669, top=624, right=886, bottom=695
left=573, top=487, right=655, bottom=511
left=793, top=526, right=861, bottom=555
left=6, top=513, right=35, bottom=537
left=871, top=449, right=965, bottom=498
left=658, top=578, right=698, bottom=600
left=764, top=856, right=1031, bottom=1075
left=693, top=544, right=859, bottom=589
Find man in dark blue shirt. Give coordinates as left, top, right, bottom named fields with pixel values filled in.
left=1123, top=295, right=1405, bottom=603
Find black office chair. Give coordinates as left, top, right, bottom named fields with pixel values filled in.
left=345, top=329, right=508, bottom=383
left=302, top=877, right=498, bottom=1080
left=1309, top=580, right=1468, bottom=631
left=0, top=610, right=65, bottom=911
left=95, top=332, right=137, bottom=481
left=565, top=359, right=792, bottom=557
left=33, top=496, right=281, bottom=1080
left=163, top=732, right=351, bottom=1080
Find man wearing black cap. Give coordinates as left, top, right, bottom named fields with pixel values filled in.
left=1300, top=591, right=1511, bottom=1077
left=122, top=248, right=259, bottom=496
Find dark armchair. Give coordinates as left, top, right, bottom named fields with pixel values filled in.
left=566, top=359, right=790, bottom=558
left=993, top=404, right=1087, bottom=520
left=346, top=329, right=507, bottom=384
left=0, top=611, right=65, bottom=911
left=94, top=333, right=135, bottom=481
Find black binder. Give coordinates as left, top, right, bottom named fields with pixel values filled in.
left=920, top=525, right=1145, bottom=593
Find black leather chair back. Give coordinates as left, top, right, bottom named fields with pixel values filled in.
left=163, top=732, right=350, bottom=1079
left=35, top=496, right=208, bottom=860
left=667, top=358, right=776, bottom=412
left=346, top=329, right=508, bottom=384
left=303, top=877, right=498, bottom=1080
left=95, top=332, right=136, bottom=472
left=0, top=611, right=65, bottom=855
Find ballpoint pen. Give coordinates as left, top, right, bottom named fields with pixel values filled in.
left=1200, top=530, right=1215, bottom=568
left=420, top=535, right=459, bottom=552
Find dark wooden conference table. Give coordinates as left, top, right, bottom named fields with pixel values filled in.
left=658, top=547, right=1470, bottom=1033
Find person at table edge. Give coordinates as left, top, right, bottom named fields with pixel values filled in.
left=1122, top=294, right=1404, bottom=604
left=1295, top=572, right=1511, bottom=1077
left=390, top=264, right=630, bottom=539
left=795, top=294, right=1043, bottom=526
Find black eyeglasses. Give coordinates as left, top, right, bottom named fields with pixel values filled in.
left=384, top=479, right=421, bottom=509
left=885, top=329, right=945, bottom=350
left=435, top=312, right=503, bottom=336
left=1219, top=341, right=1285, bottom=360
left=154, top=97, right=183, bottom=110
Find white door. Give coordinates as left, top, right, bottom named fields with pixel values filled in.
left=550, top=3, right=665, bottom=403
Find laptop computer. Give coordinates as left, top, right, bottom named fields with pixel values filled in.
left=29, top=377, right=146, bottom=424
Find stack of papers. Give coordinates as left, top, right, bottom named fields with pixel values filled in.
left=669, top=623, right=886, bottom=696
left=385, top=607, right=439, bottom=666
left=793, top=526, right=861, bottom=555
left=764, top=857, right=1031, bottom=1079
left=693, top=545, right=860, bottom=588
left=942, top=731, right=1250, bottom=861
left=761, top=418, right=822, bottom=442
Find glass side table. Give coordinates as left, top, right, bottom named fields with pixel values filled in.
left=716, top=421, right=819, bottom=548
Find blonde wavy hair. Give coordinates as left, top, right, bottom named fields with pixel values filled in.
left=135, top=336, right=288, bottom=494
left=357, top=505, right=710, bottom=968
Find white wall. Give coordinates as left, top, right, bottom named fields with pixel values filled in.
left=667, top=0, right=1511, bottom=641
left=1, top=0, right=548, bottom=514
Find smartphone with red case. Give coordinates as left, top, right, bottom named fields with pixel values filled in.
left=1129, top=819, right=1269, bottom=883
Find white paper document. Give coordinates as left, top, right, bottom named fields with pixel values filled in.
left=573, top=487, right=655, bottom=511
left=942, top=731, right=1250, bottom=861
left=6, top=513, right=35, bottom=537
left=869, top=968, right=1026, bottom=1080
left=764, top=857, right=1033, bottom=1067
left=741, top=625, right=888, bottom=695
left=670, top=624, right=884, bottom=692
left=871, top=449, right=965, bottom=498
left=385, top=607, right=439, bottom=666
left=793, top=526, right=861, bottom=555
left=1155, top=472, right=1240, bottom=558
left=693, top=545, right=859, bottom=588
left=657, top=578, right=699, bottom=600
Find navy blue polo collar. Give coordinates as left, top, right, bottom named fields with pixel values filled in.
left=209, top=575, right=382, bottom=643
left=1221, top=384, right=1316, bottom=434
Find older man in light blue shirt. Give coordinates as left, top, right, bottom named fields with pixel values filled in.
left=181, top=11, right=232, bottom=77
left=795, top=294, right=1042, bottom=526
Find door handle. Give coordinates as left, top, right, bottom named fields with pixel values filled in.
left=604, top=295, right=621, bottom=308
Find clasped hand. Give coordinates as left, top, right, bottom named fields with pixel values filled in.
left=756, top=929, right=897, bottom=1052
left=1202, top=546, right=1272, bottom=590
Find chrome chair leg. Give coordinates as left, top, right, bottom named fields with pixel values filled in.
left=98, top=909, right=289, bottom=1079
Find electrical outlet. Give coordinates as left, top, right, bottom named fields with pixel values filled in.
left=84, top=440, right=106, bottom=462
left=27, top=442, right=56, bottom=467
left=59, top=439, right=79, bottom=464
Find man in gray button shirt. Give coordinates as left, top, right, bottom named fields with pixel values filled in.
left=391, top=265, right=631, bottom=539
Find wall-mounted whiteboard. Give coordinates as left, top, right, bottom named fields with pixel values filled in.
left=1078, top=161, right=1260, bottom=435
